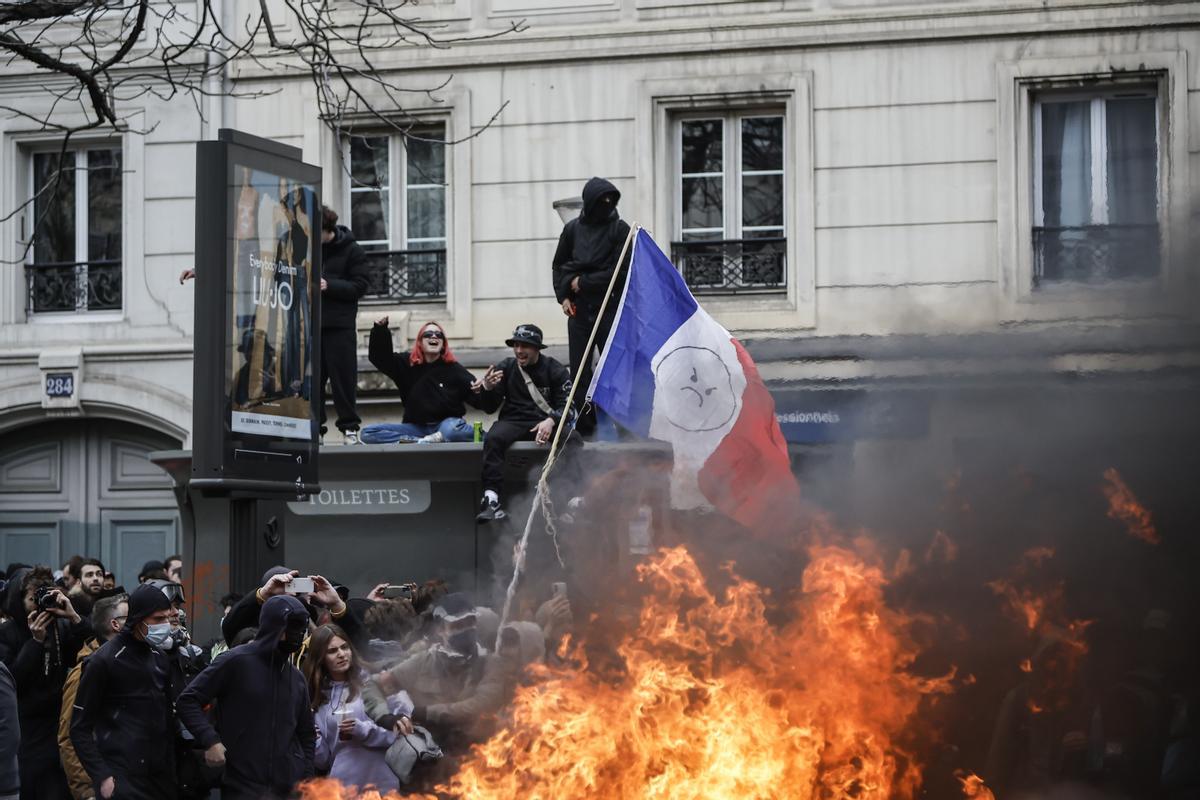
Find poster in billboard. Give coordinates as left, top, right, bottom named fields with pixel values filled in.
left=193, top=130, right=321, bottom=494
left=227, top=166, right=318, bottom=442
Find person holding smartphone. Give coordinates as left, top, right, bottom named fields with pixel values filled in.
left=221, top=567, right=365, bottom=651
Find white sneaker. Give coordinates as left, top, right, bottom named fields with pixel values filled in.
left=343, top=430, right=360, bottom=445
left=417, top=431, right=445, bottom=444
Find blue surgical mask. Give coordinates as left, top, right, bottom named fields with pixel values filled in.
left=144, top=622, right=173, bottom=650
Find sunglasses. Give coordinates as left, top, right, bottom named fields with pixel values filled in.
left=421, top=331, right=444, bottom=341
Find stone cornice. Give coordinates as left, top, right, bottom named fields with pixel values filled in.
left=223, top=1, right=1200, bottom=82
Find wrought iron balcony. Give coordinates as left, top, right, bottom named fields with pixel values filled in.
left=1033, top=224, right=1160, bottom=286
left=670, top=237, right=786, bottom=294
left=362, top=248, right=446, bottom=303
left=25, top=260, right=122, bottom=314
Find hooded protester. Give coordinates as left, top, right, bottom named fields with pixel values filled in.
left=319, top=205, right=370, bottom=444
left=0, top=566, right=88, bottom=800
left=551, top=176, right=632, bottom=435
left=69, top=585, right=175, bottom=800
left=361, top=319, right=483, bottom=444
left=176, top=595, right=316, bottom=800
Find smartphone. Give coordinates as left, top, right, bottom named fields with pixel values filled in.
left=551, top=582, right=568, bottom=599
left=288, top=576, right=315, bottom=594
left=382, top=583, right=415, bottom=600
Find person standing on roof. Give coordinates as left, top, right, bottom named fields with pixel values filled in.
left=552, top=177, right=632, bottom=436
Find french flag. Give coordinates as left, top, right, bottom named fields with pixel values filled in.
left=588, top=228, right=797, bottom=528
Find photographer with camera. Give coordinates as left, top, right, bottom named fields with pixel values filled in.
left=0, top=566, right=88, bottom=799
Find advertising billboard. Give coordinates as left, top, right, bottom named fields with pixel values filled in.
left=193, top=130, right=321, bottom=494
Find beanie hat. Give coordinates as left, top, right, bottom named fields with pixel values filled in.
left=125, top=584, right=172, bottom=631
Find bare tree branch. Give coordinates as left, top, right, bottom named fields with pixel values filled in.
left=2, top=0, right=526, bottom=263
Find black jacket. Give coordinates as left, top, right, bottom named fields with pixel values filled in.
left=176, top=596, right=315, bottom=800
left=321, top=225, right=370, bottom=329
left=475, top=354, right=572, bottom=427
left=552, top=177, right=632, bottom=316
left=0, top=569, right=88, bottom=771
left=0, top=661, right=18, bottom=796
left=368, top=323, right=481, bottom=424
left=69, top=629, right=175, bottom=789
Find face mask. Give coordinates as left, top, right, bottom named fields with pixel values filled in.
left=447, top=629, right=477, bottom=657
left=144, top=622, right=173, bottom=650
left=279, top=626, right=307, bottom=654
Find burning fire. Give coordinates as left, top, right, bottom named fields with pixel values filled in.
left=1101, top=467, right=1159, bottom=545
left=955, top=770, right=996, bottom=799
left=423, top=543, right=954, bottom=799
left=298, top=781, right=405, bottom=800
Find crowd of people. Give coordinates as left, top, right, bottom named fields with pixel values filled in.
left=0, top=554, right=576, bottom=799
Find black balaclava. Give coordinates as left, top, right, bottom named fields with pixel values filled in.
left=279, top=614, right=308, bottom=654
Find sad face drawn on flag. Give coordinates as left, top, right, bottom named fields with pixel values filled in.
left=654, top=346, right=738, bottom=432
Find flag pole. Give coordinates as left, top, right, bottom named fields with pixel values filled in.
left=494, top=222, right=640, bottom=648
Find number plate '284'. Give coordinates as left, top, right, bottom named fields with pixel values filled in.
left=45, top=373, right=75, bottom=398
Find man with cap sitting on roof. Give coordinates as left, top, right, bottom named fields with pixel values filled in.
left=471, top=323, right=574, bottom=522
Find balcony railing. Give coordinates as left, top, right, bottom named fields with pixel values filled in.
left=25, top=260, right=122, bottom=314
left=1033, top=224, right=1160, bottom=286
left=670, top=238, right=786, bottom=294
left=362, top=248, right=446, bottom=303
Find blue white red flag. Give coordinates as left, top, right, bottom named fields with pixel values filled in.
left=587, top=228, right=797, bottom=528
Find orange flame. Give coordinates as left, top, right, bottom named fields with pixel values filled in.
left=955, top=770, right=996, bottom=799
left=1102, top=468, right=1160, bottom=545
left=296, top=779, right=409, bottom=800
left=427, top=544, right=953, bottom=799
left=1019, top=658, right=1032, bottom=673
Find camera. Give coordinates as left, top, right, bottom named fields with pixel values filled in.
left=35, top=585, right=59, bottom=612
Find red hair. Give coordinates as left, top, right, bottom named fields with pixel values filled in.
left=410, top=321, right=457, bottom=366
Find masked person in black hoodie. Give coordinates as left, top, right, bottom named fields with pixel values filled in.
left=0, top=566, right=88, bottom=800
left=552, top=177, right=632, bottom=436
left=176, top=595, right=315, bottom=800
left=69, top=584, right=175, bottom=800
left=319, top=205, right=370, bottom=444
left=471, top=324, right=574, bottom=522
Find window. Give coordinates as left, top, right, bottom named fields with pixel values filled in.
left=25, top=146, right=122, bottom=314
left=674, top=112, right=785, bottom=294
left=1032, top=88, right=1159, bottom=286
left=345, top=125, right=447, bottom=302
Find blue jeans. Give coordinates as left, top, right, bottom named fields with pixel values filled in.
left=360, top=417, right=473, bottom=444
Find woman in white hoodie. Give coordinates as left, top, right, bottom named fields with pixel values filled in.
left=304, top=624, right=411, bottom=792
